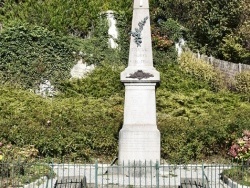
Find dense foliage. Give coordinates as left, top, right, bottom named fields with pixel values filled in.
left=151, top=0, right=250, bottom=64
left=0, top=60, right=250, bottom=163
left=0, top=23, right=79, bottom=88
left=156, top=60, right=250, bottom=162
left=0, top=20, right=125, bottom=90
left=0, top=0, right=132, bottom=36
left=0, top=0, right=249, bottom=163
left=0, top=81, right=124, bottom=161
left=1, top=0, right=249, bottom=63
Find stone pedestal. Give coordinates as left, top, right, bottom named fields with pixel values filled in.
left=118, top=83, right=160, bottom=164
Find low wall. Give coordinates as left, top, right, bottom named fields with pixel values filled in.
left=196, top=53, right=250, bottom=78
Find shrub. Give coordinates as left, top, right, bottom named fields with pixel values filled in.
left=58, top=63, right=125, bottom=98
left=219, top=35, right=250, bottom=64
left=229, top=130, right=250, bottom=162
left=0, top=84, right=124, bottom=161
left=179, top=51, right=225, bottom=91
left=151, top=0, right=244, bottom=62
left=159, top=116, right=191, bottom=163
left=235, top=71, right=250, bottom=94
left=157, top=63, right=250, bottom=162
left=159, top=106, right=250, bottom=163
left=0, top=0, right=132, bottom=36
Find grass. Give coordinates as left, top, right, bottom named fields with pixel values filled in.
left=222, top=166, right=250, bottom=186
left=0, top=162, right=54, bottom=187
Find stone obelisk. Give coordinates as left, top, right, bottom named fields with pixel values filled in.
left=119, top=0, right=160, bottom=164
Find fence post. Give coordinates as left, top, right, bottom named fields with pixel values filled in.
left=156, top=161, right=160, bottom=188
left=202, top=162, right=205, bottom=187
left=95, top=161, right=98, bottom=188
left=50, top=160, right=54, bottom=188
left=239, top=63, right=242, bottom=73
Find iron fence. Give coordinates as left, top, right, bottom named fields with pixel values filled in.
left=0, top=160, right=249, bottom=188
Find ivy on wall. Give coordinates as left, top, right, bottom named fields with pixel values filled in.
left=0, top=23, right=80, bottom=88
left=0, top=19, right=122, bottom=90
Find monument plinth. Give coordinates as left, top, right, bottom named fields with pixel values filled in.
left=119, top=0, right=160, bottom=165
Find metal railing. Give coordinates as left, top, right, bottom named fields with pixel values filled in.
left=0, top=160, right=249, bottom=188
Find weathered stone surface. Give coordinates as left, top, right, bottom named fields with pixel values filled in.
left=35, top=79, right=55, bottom=97
left=70, top=59, right=95, bottom=79
left=106, top=10, right=118, bottom=49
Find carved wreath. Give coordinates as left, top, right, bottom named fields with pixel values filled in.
left=126, top=70, right=154, bottom=80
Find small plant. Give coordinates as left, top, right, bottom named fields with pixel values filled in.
left=229, top=130, right=250, bottom=162
left=0, top=141, right=53, bottom=187
left=222, top=167, right=250, bottom=186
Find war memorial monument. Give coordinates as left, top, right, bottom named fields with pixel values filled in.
left=119, top=0, right=161, bottom=165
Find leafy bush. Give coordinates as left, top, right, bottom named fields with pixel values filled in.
left=151, top=0, right=247, bottom=63
left=0, top=84, right=123, bottom=161
left=229, top=130, right=250, bottom=161
left=156, top=62, right=250, bottom=163
left=219, top=35, right=250, bottom=64
left=0, top=0, right=132, bottom=36
left=58, top=63, right=124, bottom=98
left=179, top=51, right=225, bottom=91
left=151, top=18, right=184, bottom=51
left=156, top=62, right=212, bottom=93
left=158, top=18, right=185, bottom=42
left=158, top=88, right=250, bottom=163
left=0, top=0, right=100, bottom=36
left=235, top=71, right=250, bottom=94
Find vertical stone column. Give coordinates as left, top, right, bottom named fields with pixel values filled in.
left=119, top=0, right=160, bottom=165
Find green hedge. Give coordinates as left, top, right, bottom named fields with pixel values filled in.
left=157, top=62, right=250, bottom=162
left=0, top=85, right=123, bottom=161
left=1, top=62, right=250, bottom=163
left=58, top=63, right=125, bottom=98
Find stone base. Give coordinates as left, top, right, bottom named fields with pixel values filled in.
left=118, top=124, right=160, bottom=165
